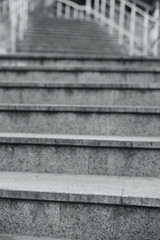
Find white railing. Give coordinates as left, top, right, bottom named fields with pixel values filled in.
left=0, top=0, right=39, bottom=53
left=0, top=0, right=159, bottom=56
left=52, top=0, right=160, bottom=56
left=0, top=0, right=9, bottom=17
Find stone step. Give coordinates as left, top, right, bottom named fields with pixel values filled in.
left=17, top=44, right=120, bottom=52
left=28, top=20, right=102, bottom=30
left=16, top=48, right=125, bottom=56
left=23, top=32, right=114, bottom=41
left=0, top=235, right=68, bottom=240
left=0, top=172, right=160, bottom=239
left=0, top=66, right=159, bottom=83
left=0, top=105, right=160, bottom=136
left=0, top=54, right=160, bottom=67
left=20, top=37, right=118, bottom=45
left=16, top=45, right=125, bottom=54
left=16, top=41, right=121, bottom=49
left=0, top=133, right=160, bottom=177
left=1, top=82, right=160, bottom=106
left=25, top=29, right=109, bottom=38
left=25, top=29, right=114, bottom=37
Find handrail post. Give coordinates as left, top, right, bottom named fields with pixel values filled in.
left=86, top=0, right=91, bottom=20
left=57, top=1, right=62, bottom=18
left=10, top=0, right=17, bottom=53
left=19, top=0, right=24, bottom=41
left=95, top=0, right=100, bottom=19
left=119, top=0, right=125, bottom=45
left=101, top=0, right=106, bottom=17
left=129, top=3, right=136, bottom=55
left=109, top=0, right=115, bottom=34
left=65, top=5, right=70, bottom=19
left=143, top=11, right=149, bottom=56
left=152, top=0, right=160, bottom=56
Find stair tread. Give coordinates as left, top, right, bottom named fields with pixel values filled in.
left=0, top=171, right=160, bottom=208
left=0, top=234, right=70, bottom=240
left=0, top=81, right=160, bottom=89
left=1, top=65, right=160, bottom=72
left=0, top=133, right=160, bottom=148
left=1, top=53, right=160, bottom=60
left=0, top=104, right=160, bottom=114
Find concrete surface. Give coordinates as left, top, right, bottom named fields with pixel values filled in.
left=0, top=172, right=160, bottom=207
left=0, top=105, right=160, bottom=136
left=0, top=235, right=68, bottom=240
left=0, top=134, right=160, bottom=176
left=1, top=54, right=160, bottom=67
left=0, top=66, right=160, bottom=83
left=1, top=173, right=160, bottom=239
left=1, top=83, right=160, bottom=105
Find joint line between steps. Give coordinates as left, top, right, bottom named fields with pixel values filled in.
left=121, top=179, right=126, bottom=205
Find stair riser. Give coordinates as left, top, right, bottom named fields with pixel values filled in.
left=17, top=48, right=124, bottom=55
left=0, top=140, right=160, bottom=176
left=0, top=59, right=160, bottom=67
left=1, top=88, right=160, bottom=106
left=0, top=110, right=160, bottom=136
left=0, top=71, right=159, bottom=83
left=19, top=41, right=119, bottom=47
left=0, top=199, right=160, bottom=240
left=17, top=45, right=120, bottom=51
left=17, top=43, right=121, bottom=51
left=21, top=33, right=115, bottom=40
left=25, top=30, right=109, bottom=38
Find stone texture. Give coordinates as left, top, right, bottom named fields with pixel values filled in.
left=0, top=134, right=160, bottom=176
left=1, top=173, right=160, bottom=239
left=1, top=54, right=160, bottom=67
left=0, top=172, right=124, bottom=204
left=0, top=106, right=160, bottom=136
left=0, top=235, right=67, bottom=240
left=122, top=177, right=160, bottom=207
left=0, top=66, right=160, bottom=83
left=1, top=84, right=160, bottom=106
left=0, top=199, right=160, bottom=239
left=0, top=199, right=60, bottom=238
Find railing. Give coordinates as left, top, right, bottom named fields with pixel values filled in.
left=0, top=0, right=38, bottom=53
left=48, top=0, right=88, bottom=20
left=51, top=0, right=160, bottom=56
left=0, top=0, right=9, bottom=17
left=0, top=0, right=159, bottom=56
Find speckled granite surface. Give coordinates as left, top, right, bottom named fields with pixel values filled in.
left=0, top=134, right=160, bottom=177
left=0, top=173, right=160, bottom=239
left=0, top=235, right=70, bottom=240
left=0, top=66, right=160, bottom=83
left=0, top=105, right=159, bottom=136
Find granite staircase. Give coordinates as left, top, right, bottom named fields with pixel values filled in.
left=1, top=12, right=160, bottom=240
left=0, top=53, right=160, bottom=240
left=16, top=13, right=128, bottom=56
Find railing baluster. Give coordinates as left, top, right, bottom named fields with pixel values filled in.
left=152, top=0, right=160, bottom=56
left=79, top=10, right=84, bottom=20
left=57, top=1, right=62, bottom=18
left=65, top=5, right=70, bottom=19
left=86, top=0, right=91, bottom=20
left=95, top=0, right=100, bottom=19
left=10, top=0, right=17, bottom=53
left=109, top=0, right=115, bottom=34
left=119, top=0, right=125, bottom=45
left=143, top=11, right=149, bottom=55
left=19, top=0, right=24, bottom=41
left=129, top=3, right=136, bottom=55
left=73, top=8, right=78, bottom=19
left=101, top=0, right=106, bottom=17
